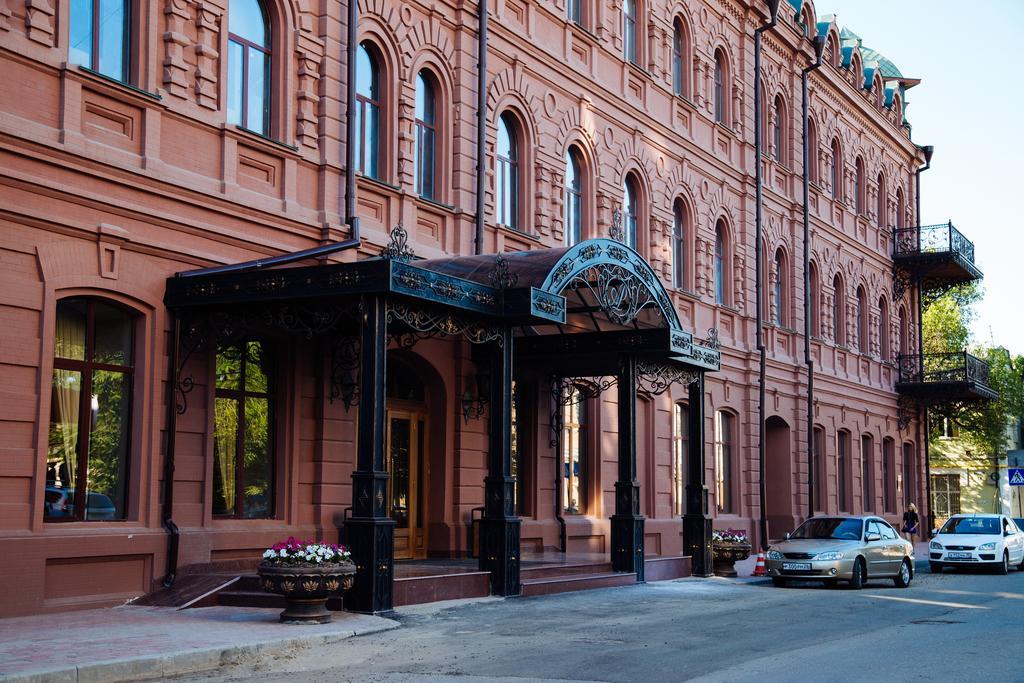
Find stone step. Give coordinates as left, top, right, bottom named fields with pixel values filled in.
left=216, top=589, right=346, bottom=611
left=520, top=571, right=637, bottom=597
left=519, top=562, right=614, bottom=580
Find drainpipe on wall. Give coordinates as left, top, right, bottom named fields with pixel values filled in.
left=915, top=144, right=934, bottom=529
left=802, top=34, right=826, bottom=516
left=475, top=0, right=489, bottom=255
left=755, top=0, right=782, bottom=553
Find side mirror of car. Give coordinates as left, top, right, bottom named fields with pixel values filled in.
left=865, top=533, right=881, bottom=543
left=784, top=532, right=791, bottom=540
left=929, top=529, right=937, bottom=539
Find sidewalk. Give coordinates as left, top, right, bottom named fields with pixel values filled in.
left=0, top=605, right=398, bottom=683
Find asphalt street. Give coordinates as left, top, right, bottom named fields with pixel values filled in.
left=178, top=565, right=1024, bottom=683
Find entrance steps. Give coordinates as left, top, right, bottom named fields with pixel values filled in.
left=520, top=561, right=635, bottom=597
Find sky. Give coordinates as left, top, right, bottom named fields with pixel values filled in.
left=819, top=0, right=1024, bottom=354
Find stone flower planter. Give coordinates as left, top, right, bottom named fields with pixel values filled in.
left=712, top=542, right=752, bottom=577
left=257, top=562, right=356, bottom=624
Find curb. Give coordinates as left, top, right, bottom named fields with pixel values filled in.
left=1, top=618, right=399, bottom=683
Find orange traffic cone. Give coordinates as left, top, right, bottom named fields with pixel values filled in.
left=752, top=551, right=767, bottom=577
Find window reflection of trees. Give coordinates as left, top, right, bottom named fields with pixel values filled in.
left=561, top=385, right=587, bottom=514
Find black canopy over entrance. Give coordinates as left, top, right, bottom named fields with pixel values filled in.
left=164, top=232, right=719, bottom=612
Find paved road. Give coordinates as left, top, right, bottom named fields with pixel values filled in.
left=179, top=566, right=1024, bottom=682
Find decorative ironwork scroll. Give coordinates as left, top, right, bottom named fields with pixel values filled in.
left=609, top=208, right=625, bottom=243
left=330, top=336, right=360, bottom=409
left=897, top=395, right=917, bottom=432
left=892, top=265, right=912, bottom=302
left=386, top=303, right=503, bottom=346
left=548, top=375, right=617, bottom=446
left=636, top=360, right=701, bottom=395
left=380, top=222, right=415, bottom=262
left=488, top=254, right=519, bottom=290
left=565, top=262, right=658, bottom=327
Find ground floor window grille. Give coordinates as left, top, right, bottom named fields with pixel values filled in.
left=931, top=473, right=961, bottom=519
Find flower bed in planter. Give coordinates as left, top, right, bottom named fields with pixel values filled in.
left=258, top=538, right=356, bottom=624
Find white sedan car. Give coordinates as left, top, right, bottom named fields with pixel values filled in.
left=929, top=514, right=1024, bottom=574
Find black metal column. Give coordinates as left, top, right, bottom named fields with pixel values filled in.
left=682, top=374, right=713, bottom=577
left=344, top=296, right=395, bottom=613
left=479, top=327, right=521, bottom=595
left=611, top=354, right=645, bottom=581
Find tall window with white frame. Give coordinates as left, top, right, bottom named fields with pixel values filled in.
left=807, top=118, right=819, bottom=184
left=773, top=96, right=785, bottom=164
left=623, top=0, right=638, bottom=65
left=564, top=148, right=583, bottom=246
left=673, top=200, right=687, bottom=290
left=622, top=176, right=639, bottom=250
left=876, top=173, right=886, bottom=228
left=879, top=297, right=890, bottom=361
left=773, top=249, right=785, bottom=326
left=672, top=20, right=686, bottom=98
left=414, top=71, right=437, bottom=200
left=854, top=157, right=866, bottom=214
left=227, top=0, right=271, bottom=135
left=213, top=341, right=275, bottom=518
left=566, top=0, right=582, bottom=25
left=46, top=298, right=135, bottom=522
left=672, top=402, right=689, bottom=517
left=832, top=274, right=845, bottom=345
left=837, top=430, right=850, bottom=512
left=857, top=286, right=868, bottom=353
left=715, top=410, right=734, bottom=513
left=496, top=113, right=520, bottom=230
left=562, top=385, right=587, bottom=514
left=813, top=426, right=826, bottom=512
left=714, top=221, right=727, bottom=305
left=355, top=42, right=381, bottom=179
left=831, top=139, right=842, bottom=201
left=69, top=0, right=130, bottom=82
left=714, top=50, right=726, bottom=124
left=861, top=434, right=873, bottom=512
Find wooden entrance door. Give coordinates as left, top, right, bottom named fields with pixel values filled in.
left=386, top=409, right=427, bottom=559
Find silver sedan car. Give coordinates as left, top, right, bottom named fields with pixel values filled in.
left=766, top=516, right=914, bottom=589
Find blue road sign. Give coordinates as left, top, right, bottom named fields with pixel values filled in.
left=1010, top=468, right=1024, bottom=486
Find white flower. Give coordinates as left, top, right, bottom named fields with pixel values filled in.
left=263, top=549, right=275, bottom=559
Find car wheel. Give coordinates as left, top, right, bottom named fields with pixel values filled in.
left=929, top=562, right=943, bottom=574
left=771, top=577, right=788, bottom=588
left=996, top=551, right=1009, bottom=576
left=848, top=558, right=866, bottom=590
left=893, top=559, right=912, bottom=588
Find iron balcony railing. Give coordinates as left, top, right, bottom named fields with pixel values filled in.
left=896, top=352, right=991, bottom=388
left=893, top=222, right=976, bottom=264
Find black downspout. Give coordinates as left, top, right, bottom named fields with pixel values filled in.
left=915, top=144, right=934, bottom=530
left=177, top=0, right=362, bottom=279
left=755, top=0, right=781, bottom=552
left=161, top=313, right=181, bottom=587
left=553, top=379, right=566, bottom=552
left=802, top=35, right=825, bottom=516
left=475, top=0, right=488, bottom=255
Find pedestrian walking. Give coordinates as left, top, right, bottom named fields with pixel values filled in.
left=902, top=503, right=920, bottom=543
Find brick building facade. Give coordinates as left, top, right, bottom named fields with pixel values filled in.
left=0, top=0, right=944, bottom=615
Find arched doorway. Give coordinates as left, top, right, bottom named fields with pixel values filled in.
left=765, top=416, right=795, bottom=538
left=386, top=355, right=429, bottom=559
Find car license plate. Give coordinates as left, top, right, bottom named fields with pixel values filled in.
left=947, top=551, right=972, bottom=559
left=782, top=562, right=811, bottom=571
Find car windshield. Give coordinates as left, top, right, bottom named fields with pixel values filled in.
left=939, top=517, right=1000, bottom=535
left=1015, top=519, right=1024, bottom=532
left=790, top=518, right=863, bottom=541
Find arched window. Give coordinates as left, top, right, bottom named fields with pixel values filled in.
left=878, top=296, right=890, bottom=361
left=672, top=19, right=688, bottom=98
left=69, top=0, right=131, bottom=82
left=214, top=340, right=276, bottom=518
left=622, top=175, right=639, bottom=250
left=831, top=138, right=842, bottom=200
left=876, top=173, right=886, bottom=228
left=856, top=285, right=868, bottom=353
left=807, top=117, right=819, bottom=184
left=566, top=0, right=582, bottom=25
left=862, top=434, right=874, bottom=512
left=832, top=273, right=845, bottom=345
left=902, top=442, right=916, bottom=507
left=837, top=430, right=850, bottom=512
left=564, top=147, right=583, bottom=246
left=355, top=42, right=381, bottom=179
left=809, top=261, right=821, bottom=337
left=898, top=305, right=909, bottom=357
left=673, top=199, right=688, bottom=290
left=854, top=157, right=866, bottom=214
left=562, top=384, right=588, bottom=514
left=813, top=425, right=826, bottom=512
left=714, top=220, right=728, bottom=305
left=714, top=410, right=735, bottom=513
left=47, top=298, right=135, bottom=521
left=773, top=248, right=786, bottom=326
left=414, top=71, right=437, bottom=200
left=714, top=50, right=727, bottom=124
left=623, top=0, right=638, bottom=65
left=882, top=438, right=895, bottom=514
left=896, top=187, right=906, bottom=230
left=227, top=0, right=271, bottom=135
left=672, top=402, right=689, bottom=516
left=773, top=96, right=785, bottom=164
left=496, top=113, right=520, bottom=230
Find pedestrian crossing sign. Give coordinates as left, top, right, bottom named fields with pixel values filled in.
left=1010, top=468, right=1024, bottom=486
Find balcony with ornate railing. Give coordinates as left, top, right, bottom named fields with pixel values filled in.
left=892, top=222, right=983, bottom=286
left=896, top=352, right=998, bottom=401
